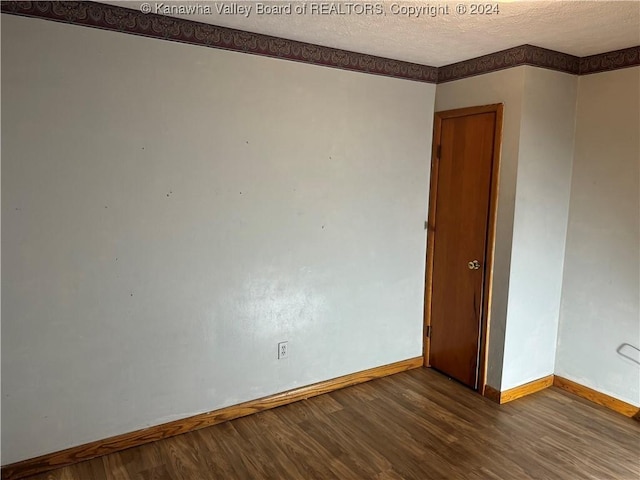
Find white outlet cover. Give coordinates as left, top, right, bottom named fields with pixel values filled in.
left=278, top=341, right=288, bottom=360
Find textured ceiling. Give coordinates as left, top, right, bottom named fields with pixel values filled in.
left=106, top=1, right=640, bottom=66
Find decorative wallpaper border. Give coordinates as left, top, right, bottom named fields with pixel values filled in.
left=1, top=1, right=639, bottom=84
left=579, top=46, right=640, bottom=75
left=0, top=1, right=438, bottom=83
left=437, top=44, right=581, bottom=83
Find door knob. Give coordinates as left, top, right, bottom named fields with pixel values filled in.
left=468, top=260, right=481, bottom=270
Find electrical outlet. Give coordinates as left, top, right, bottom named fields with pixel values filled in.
left=278, top=341, right=288, bottom=360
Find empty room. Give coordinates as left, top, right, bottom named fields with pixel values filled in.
left=1, top=1, right=639, bottom=479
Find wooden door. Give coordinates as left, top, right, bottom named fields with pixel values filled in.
left=424, top=104, right=503, bottom=391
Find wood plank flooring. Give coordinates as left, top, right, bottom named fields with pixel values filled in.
left=24, top=368, right=640, bottom=479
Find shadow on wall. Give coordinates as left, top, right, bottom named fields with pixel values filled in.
left=617, top=343, right=640, bottom=366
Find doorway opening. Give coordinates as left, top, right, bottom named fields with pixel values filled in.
left=423, top=104, right=503, bottom=394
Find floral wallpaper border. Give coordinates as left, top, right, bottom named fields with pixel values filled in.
left=579, top=46, right=640, bottom=75
left=1, top=1, right=639, bottom=84
left=437, top=44, right=581, bottom=82
left=0, top=1, right=439, bottom=83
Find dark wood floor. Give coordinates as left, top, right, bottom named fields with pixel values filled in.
left=27, top=368, right=639, bottom=480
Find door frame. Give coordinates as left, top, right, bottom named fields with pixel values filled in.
left=423, top=103, right=504, bottom=394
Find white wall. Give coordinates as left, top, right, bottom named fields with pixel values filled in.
left=435, top=67, right=526, bottom=389
left=501, top=67, right=578, bottom=390
left=556, top=67, right=640, bottom=407
left=1, top=15, right=436, bottom=464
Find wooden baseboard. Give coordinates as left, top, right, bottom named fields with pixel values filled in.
left=483, top=374, right=640, bottom=420
left=483, top=375, right=554, bottom=404
left=501, top=375, right=555, bottom=403
left=483, top=384, right=502, bottom=403
left=553, top=376, right=640, bottom=419
left=1, top=357, right=422, bottom=480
